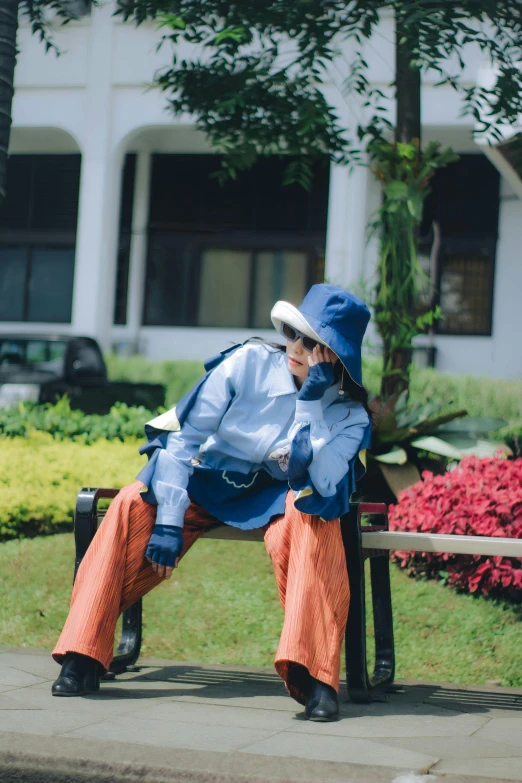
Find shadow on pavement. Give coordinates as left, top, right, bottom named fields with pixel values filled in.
left=83, top=663, right=522, bottom=716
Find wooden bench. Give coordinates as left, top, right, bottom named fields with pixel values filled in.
left=73, top=487, right=522, bottom=704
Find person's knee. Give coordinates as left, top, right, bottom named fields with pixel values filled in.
left=129, top=488, right=156, bottom=525
left=106, top=482, right=156, bottom=535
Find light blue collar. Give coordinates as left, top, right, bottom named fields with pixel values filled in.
left=268, top=353, right=299, bottom=397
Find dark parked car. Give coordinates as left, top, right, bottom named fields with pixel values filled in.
left=0, top=334, right=165, bottom=413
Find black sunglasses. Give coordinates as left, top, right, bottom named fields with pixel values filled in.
left=280, top=322, right=324, bottom=353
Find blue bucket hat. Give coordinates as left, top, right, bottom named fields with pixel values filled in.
left=271, top=284, right=370, bottom=386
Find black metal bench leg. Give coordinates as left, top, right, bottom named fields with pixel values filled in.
left=109, top=600, right=143, bottom=675
left=342, top=505, right=369, bottom=701
left=74, top=487, right=143, bottom=676
left=341, top=503, right=395, bottom=703
left=369, top=554, right=395, bottom=690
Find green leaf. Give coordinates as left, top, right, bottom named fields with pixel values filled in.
left=435, top=417, right=507, bottom=434
left=374, top=448, right=408, bottom=465
left=396, top=142, right=417, bottom=160
left=410, top=436, right=463, bottom=459
left=214, top=27, right=246, bottom=45
left=157, top=14, right=186, bottom=31
left=384, top=181, right=409, bottom=199
left=407, top=198, right=418, bottom=218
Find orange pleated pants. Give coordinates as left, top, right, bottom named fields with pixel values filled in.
left=53, top=481, right=350, bottom=704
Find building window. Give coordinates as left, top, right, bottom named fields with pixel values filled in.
left=0, top=155, right=81, bottom=323
left=144, top=236, right=319, bottom=328
left=420, top=154, right=500, bottom=336
left=198, top=248, right=310, bottom=328
left=143, top=154, right=329, bottom=328
left=436, top=241, right=496, bottom=336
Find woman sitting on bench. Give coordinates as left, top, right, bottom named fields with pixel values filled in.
left=51, top=283, right=372, bottom=722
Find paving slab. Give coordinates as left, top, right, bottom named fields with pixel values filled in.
left=0, top=684, right=18, bottom=695
left=131, top=699, right=298, bottom=731
left=0, top=706, right=101, bottom=736
left=0, top=682, right=189, bottom=719
left=0, top=652, right=60, bottom=679
left=238, top=729, right=439, bottom=769
left=0, top=665, right=47, bottom=688
left=291, top=708, right=489, bottom=738
left=1, top=647, right=522, bottom=783
left=472, top=718, right=522, bottom=749
left=63, top=714, right=278, bottom=753
left=376, top=735, right=522, bottom=760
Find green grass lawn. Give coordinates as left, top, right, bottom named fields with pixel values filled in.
left=2, top=533, right=521, bottom=687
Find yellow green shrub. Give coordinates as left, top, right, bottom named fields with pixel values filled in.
left=0, top=433, right=146, bottom=541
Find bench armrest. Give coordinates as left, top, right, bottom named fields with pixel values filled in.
left=74, top=487, right=120, bottom=581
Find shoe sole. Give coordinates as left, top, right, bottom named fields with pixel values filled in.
left=52, top=689, right=93, bottom=697
left=307, top=715, right=340, bottom=722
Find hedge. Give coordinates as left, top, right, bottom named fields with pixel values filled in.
left=362, top=355, right=522, bottom=421
left=0, top=398, right=153, bottom=443
left=0, top=432, right=144, bottom=541
left=105, top=354, right=204, bottom=409
left=408, top=368, right=522, bottom=422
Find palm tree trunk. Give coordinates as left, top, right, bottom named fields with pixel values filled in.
left=395, top=30, right=421, bottom=145
left=380, top=20, right=421, bottom=399
left=0, top=0, right=19, bottom=204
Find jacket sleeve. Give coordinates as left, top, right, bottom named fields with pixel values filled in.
left=150, top=349, right=243, bottom=528
left=287, top=399, right=370, bottom=499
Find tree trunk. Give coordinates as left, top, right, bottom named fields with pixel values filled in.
left=380, top=20, right=421, bottom=400
left=395, top=32, right=421, bottom=145
left=0, top=0, right=19, bottom=205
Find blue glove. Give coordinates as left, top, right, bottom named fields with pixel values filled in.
left=298, top=361, right=335, bottom=401
left=145, top=525, right=184, bottom=569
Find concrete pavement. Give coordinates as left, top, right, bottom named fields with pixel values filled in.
left=1, top=647, right=521, bottom=783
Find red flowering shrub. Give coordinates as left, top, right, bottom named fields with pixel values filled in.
left=389, top=457, right=522, bottom=601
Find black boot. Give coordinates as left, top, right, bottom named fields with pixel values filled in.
left=305, top=677, right=339, bottom=721
left=52, top=653, right=102, bottom=697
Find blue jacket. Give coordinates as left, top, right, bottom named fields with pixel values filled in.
left=137, top=341, right=371, bottom=529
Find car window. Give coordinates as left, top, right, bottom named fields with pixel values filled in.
left=29, top=341, right=67, bottom=373
left=0, top=339, right=67, bottom=374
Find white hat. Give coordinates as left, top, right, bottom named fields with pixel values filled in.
left=270, top=300, right=325, bottom=347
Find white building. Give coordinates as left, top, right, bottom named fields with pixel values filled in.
left=2, top=2, right=521, bottom=377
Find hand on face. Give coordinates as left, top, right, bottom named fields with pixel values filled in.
left=307, top=344, right=335, bottom=368
left=287, top=339, right=337, bottom=380
left=297, top=345, right=338, bottom=401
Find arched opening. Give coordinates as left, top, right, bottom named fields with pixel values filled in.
left=0, top=128, right=82, bottom=325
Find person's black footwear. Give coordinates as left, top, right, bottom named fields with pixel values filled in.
left=305, top=677, right=339, bottom=721
left=51, top=653, right=102, bottom=697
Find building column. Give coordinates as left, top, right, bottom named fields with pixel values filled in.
left=126, top=152, right=152, bottom=347
left=324, top=162, right=372, bottom=290
left=72, top=150, right=123, bottom=348
left=70, top=3, right=122, bottom=351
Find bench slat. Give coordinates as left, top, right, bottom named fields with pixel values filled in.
left=201, top=526, right=265, bottom=542
left=96, top=513, right=264, bottom=542
left=361, top=530, right=522, bottom=558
